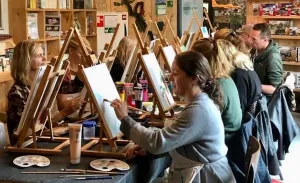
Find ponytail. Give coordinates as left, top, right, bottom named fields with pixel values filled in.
left=201, top=78, right=224, bottom=110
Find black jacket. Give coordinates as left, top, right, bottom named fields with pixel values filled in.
left=268, top=86, right=299, bottom=160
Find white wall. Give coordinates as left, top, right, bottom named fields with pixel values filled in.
left=0, top=0, right=9, bottom=34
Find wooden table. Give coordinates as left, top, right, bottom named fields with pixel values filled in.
left=0, top=71, right=13, bottom=113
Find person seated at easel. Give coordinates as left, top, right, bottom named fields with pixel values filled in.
left=191, top=38, right=242, bottom=145
left=53, top=37, right=92, bottom=122
left=110, top=51, right=236, bottom=182
left=7, top=40, right=52, bottom=144
left=110, top=36, right=138, bottom=82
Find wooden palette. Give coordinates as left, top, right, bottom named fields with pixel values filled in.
left=13, top=155, right=50, bottom=168
left=90, top=158, right=130, bottom=171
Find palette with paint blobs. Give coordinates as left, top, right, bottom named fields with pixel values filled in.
left=90, top=158, right=130, bottom=171
left=13, top=155, right=50, bottom=168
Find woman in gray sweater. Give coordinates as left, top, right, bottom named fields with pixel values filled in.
left=111, top=51, right=236, bottom=183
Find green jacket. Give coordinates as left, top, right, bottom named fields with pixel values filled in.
left=252, top=40, right=283, bottom=87
left=218, top=78, right=242, bottom=144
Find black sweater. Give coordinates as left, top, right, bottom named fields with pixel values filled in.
left=231, top=68, right=262, bottom=116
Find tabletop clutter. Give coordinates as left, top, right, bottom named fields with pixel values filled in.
left=13, top=153, right=129, bottom=181
left=9, top=70, right=174, bottom=181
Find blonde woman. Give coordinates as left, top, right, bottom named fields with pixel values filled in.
left=191, top=38, right=242, bottom=144
left=216, top=39, right=262, bottom=116
left=7, top=40, right=46, bottom=144
left=110, top=36, right=138, bottom=82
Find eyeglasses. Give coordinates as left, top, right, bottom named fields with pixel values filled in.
left=227, top=30, right=237, bottom=38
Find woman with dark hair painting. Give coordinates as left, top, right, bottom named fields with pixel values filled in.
left=110, top=51, right=236, bottom=183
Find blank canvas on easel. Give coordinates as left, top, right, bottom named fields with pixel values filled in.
left=15, top=65, right=52, bottom=135
left=81, top=64, right=121, bottom=138
left=162, top=46, right=176, bottom=70
left=140, top=53, right=175, bottom=112
left=120, top=45, right=138, bottom=82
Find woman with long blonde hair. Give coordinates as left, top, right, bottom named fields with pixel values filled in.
left=7, top=40, right=46, bottom=144
left=110, top=36, right=138, bottom=82
left=216, top=39, right=262, bottom=116
left=191, top=38, right=242, bottom=144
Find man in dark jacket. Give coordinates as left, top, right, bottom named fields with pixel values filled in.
left=249, top=23, right=283, bottom=96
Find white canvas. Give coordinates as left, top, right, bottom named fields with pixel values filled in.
left=162, top=46, right=176, bottom=69
left=82, top=64, right=121, bottom=138
left=186, top=32, right=195, bottom=50
left=15, top=65, right=52, bottom=135
left=120, top=45, right=137, bottom=82
left=140, top=53, right=175, bottom=111
left=201, top=27, right=210, bottom=38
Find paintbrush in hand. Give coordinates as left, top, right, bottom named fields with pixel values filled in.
left=103, top=99, right=149, bottom=114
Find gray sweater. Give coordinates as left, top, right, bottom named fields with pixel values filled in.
left=120, top=93, right=228, bottom=163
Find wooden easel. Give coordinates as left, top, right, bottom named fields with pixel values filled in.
left=203, top=8, right=216, bottom=33
left=120, top=45, right=139, bottom=83
left=150, top=20, right=178, bottom=73
left=180, top=9, right=203, bottom=46
left=133, top=23, right=176, bottom=121
left=161, top=16, right=182, bottom=54
left=97, top=23, right=120, bottom=67
left=7, top=27, right=96, bottom=154
left=123, top=20, right=155, bottom=84
left=78, top=64, right=134, bottom=158
left=7, top=64, right=71, bottom=154
left=79, top=24, right=120, bottom=117
left=101, top=50, right=118, bottom=71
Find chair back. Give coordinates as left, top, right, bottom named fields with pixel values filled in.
left=245, top=136, right=261, bottom=183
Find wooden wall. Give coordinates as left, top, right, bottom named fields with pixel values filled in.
left=0, top=72, right=13, bottom=113
left=95, top=0, right=178, bottom=43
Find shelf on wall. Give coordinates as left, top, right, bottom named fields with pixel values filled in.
left=262, top=16, right=300, bottom=19
left=283, top=61, right=300, bottom=66
left=44, top=37, right=60, bottom=41
left=271, top=35, right=300, bottom=40
left=26, top=8, right=44, bottom=12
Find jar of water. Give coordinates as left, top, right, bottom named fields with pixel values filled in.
left=82, top=121, right=96, bottom=140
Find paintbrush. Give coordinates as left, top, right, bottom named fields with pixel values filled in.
left=60, top=168, right=86, bottom=172
left=58, top=174, right=109, bottom=178
left=21, top=172, right=84, bottom=174
left=103, top=99, right=149, bottom=114
left=60, top=168, right=125, bottom=175
left=85, top=170, right=125, bottom=175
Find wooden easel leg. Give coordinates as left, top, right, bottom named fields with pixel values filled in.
left=31, top=121, right=37, bottom=148
left=79, top=94, right=89, bottom=118
left=151, top=99, right=158, bottom=120
left=47, top=109, right=54, bottom=141
left=98, top=125, right=104, bottom=151
left=90, top=100, right=94, bottom=115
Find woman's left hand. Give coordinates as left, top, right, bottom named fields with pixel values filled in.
left=110, top=99, right=128, bottom=120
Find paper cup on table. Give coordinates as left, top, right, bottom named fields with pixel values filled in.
left=68, top=123, right=82, bottom=164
